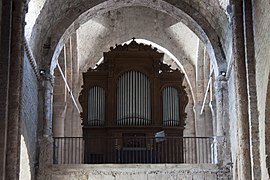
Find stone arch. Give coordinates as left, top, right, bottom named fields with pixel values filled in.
left=29, top=0, right=228, bottom=77
left=265, top=75, right=270, bottom=175
left=50, top=9, right=198, bottom=105
left=59, top=6, right=199, bottom=101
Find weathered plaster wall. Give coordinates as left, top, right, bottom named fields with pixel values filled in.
left=42, top=164, right=227, bottom=180
left=21, top=53, right=39, bottom=178
left=253, top=0, right=270, bottom=179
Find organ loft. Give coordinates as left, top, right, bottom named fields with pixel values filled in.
left=79, top=39, right=188, bottom=163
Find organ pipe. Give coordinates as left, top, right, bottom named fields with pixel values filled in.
left=117, top=71, right=151, bottom=126
left=88, top=86, right=105, bottom=126
left=162, top=87, right=180, bottom=126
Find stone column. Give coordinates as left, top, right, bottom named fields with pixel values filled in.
left=209, top=102, right=216, bottom=134
left=63, top=35, right=81, bottom=137
left=4, top=0, right=26, bottom=179
left=194, top=105, right=205, bottom=136
left=214, top=75, right=230, bottom=166
left=37, top=73, right=54, bottom=180
left=194, top=43, right=214, bottom=137
left=70, top=33, right=82, bottom=137
left=43, top=75, right=54, bottom=137
left=215, top=75, right=226, bottom=137
left=203, top=50, right=213, bottom=136
left=243, top=0, right=261, bottom=179
left=204, top=104, right=213, bottom=136
left=185, top=105, right=195, bottom=137
left=64, top=39, right=73, bottom=137
left=52, top=51, right=66, bottom=137
left=0, top=0, right=12, bottom=179
left=232, top=0, right=252, bottom=179
left=195, top=41, right=206, bottom=137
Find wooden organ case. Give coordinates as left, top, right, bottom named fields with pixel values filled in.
left=79, top=39, right=188, bottom=163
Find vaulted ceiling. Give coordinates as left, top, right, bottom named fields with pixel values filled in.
left=26, top=0, right=230, bottom=75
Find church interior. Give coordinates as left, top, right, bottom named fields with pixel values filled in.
left=0, top=0, right=270, bottom=179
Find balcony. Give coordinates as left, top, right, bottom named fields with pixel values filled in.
left=53, top=136, right=217, bottom=165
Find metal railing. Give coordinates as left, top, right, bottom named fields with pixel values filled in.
left=53, top=136, right=216, bottom=164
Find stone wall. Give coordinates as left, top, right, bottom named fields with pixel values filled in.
left=253, top=0, right=270, bottom=179
left=21, top=53, right=39, bottom=178
left=42, top=164, right=229, bottom=180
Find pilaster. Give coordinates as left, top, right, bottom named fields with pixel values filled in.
left=0, top=0, right=12, bottom=179
left=232, top=0, right=252, bottom=179
left=214, top=75, right=231, bottom=167
left=4, top=0, right=26, bottom=179
left=37, top=72, right=54, bottom=180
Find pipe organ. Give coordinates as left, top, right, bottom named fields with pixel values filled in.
left=79, top=39, right=188, bottom=163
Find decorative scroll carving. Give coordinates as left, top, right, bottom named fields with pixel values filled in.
left=109, top=38, right=158, bottom=52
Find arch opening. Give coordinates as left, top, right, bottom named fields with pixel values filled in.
left=47, top=2, right=217, bottom=160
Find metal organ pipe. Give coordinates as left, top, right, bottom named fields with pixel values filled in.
left=162, top=87, right=180, bottom=126
left=88, top=87, right=105, bottom=126
left=143, top=73, right=146, bottom=126
left=137, top=72, right=141, bottom=125
left=117, top=71, right=151, bottom=126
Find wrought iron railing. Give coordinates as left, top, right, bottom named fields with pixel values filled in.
left=53, top=136, right=216, bottom=164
